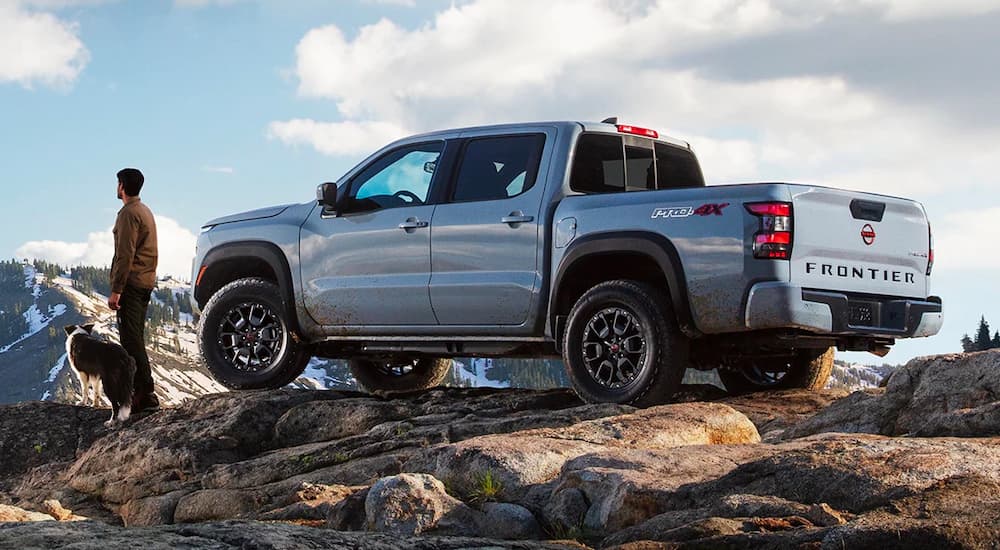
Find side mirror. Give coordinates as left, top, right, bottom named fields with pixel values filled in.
left=316, top=182, right=338, bottom=210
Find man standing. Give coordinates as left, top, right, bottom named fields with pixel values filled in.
left=109, top=168, right=159, bottom=411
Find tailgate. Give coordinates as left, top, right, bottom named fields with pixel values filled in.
left=789, top=186, right=931, bottom=299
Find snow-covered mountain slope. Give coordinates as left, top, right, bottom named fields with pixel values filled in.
left=828, top=360, right=897, bottom=390
left=0, top=263, right=360, bottom=405
left=0, top=264, right=229, bottom=405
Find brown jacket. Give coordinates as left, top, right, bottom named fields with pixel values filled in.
left=110, top=198, right=158, bottom=293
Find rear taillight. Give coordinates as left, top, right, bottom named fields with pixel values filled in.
left=926, top=223, right=934, bottom=276
left=746, top=202, right=793, bottom=259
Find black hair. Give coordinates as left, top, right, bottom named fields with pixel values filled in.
left=117, top=168, right=144, bottom=197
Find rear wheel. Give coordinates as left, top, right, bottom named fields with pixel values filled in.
left=198, top=278, right=310, bottom=389
left=349, top=357, right=451, bottom=393
left=719, top=347, right=834, bottom=395
left=561, top=280, right=688, bottom=407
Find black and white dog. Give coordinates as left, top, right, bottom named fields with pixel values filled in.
left=64, top=324, right=136, bottom=427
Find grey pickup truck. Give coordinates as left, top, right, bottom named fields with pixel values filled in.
left=192, top=119, right=942, bottom=405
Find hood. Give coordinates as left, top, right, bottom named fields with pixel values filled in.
left=202, top=204, right=296, bottom=227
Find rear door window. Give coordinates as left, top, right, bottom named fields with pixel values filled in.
left=569, top=134, right=624, bottom=193
left=451, top=134, right=545, bottom=202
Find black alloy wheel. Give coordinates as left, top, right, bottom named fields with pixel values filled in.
left=581, top=306, right=648, bottom=389
left=198, top=278, right=310, bottom=389
left=217, top=302, right=285, bottom=372
left=562, top=280, right=688, bottom=407
left=349, top=357, right=451, bottom=393
left=719, top=347, right=835, bottom=395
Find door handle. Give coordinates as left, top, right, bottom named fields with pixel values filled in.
left=501, top=213, right=534, bottom=225
left=398, top=219, right=429, bottom=230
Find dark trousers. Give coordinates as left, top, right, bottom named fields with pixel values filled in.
left=118, top=284, right=154, bottom=396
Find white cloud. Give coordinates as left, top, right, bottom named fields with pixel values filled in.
left=270, top=0, right=1000, bottom=207
left=15, top=215, right=198, bottom=281
left=202, top=166, right=235, bottom=174
left=933, top=207, right=1000, bottom=271
left=267, top=118, right=410, bottom=156
left=869, top=0, right=1000, bottom=21
left=0, top=1, right=90, bottom=89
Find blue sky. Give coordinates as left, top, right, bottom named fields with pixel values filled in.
left=2, top=0, right=999, bottom=363
left=1, top=0, right=445, bottom=251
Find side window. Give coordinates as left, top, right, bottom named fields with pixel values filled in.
left=570, top=134, right=624, bottom=193
left=655, top=142, right=705, bottom=189
left=346, top=141, right=443, bottom=212
left=451, top=134, right=545, bottom=202
left=624, top=136, right=655, bottom=192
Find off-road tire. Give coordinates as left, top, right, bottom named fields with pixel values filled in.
left=719, top=346, right=835, bottom=395
left=198, top=277, right=310, bottom=389
left=349, top=357, right=452, bottom=393
left=561, top=280, right=689, bottom=407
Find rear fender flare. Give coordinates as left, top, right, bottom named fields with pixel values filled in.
left=550, top=232, right=700, bottom=339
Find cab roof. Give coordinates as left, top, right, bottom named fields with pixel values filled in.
left=402, top=120, right=692, bottom=150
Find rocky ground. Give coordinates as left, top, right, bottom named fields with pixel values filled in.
left=1, top=350, right=999, bottom=549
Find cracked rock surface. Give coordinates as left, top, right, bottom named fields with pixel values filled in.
left=1, top=350, right=999, bottom=548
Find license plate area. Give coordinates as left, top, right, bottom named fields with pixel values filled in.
left=848, top=301, right=877, bottom=326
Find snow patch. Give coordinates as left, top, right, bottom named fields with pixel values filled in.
left=294, top=358, right=356, bottom=390
left=0, top=303, right=69, bottom=354
left=46, top=353, right=68, bottom=383
left=451, top=359, right=510, bottom=388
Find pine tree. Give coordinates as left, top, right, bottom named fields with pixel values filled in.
left=960, top=334, right=975, bottom=353
left=975, top=316, right=992, bottom=351
left=993, top=331, right=1000, bottom=350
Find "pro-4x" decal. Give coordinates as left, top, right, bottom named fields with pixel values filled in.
left=651, top=203, right=729, bottom=219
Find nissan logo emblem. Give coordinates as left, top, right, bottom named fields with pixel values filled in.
left=861, top=224, right=876, bottom=246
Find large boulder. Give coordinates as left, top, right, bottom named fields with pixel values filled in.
left=786, top=350, right=1000, bottom=438
left=409, top=402, right=760, bottom=501
left=550, top=444, right=774, bottom=533
left=480, top=502, right=544, bottom=540
left=719, top=389, right=850, bottom=441
left=0, top=504, right=54, bottom=522
left=691, top=434, right=1000, bottom=513
left=364, top=474, right=479, bottom=536
left=0, top=402, right=108, bottom=494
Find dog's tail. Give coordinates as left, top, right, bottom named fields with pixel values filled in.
left=104, top=351, right=137, bottom=410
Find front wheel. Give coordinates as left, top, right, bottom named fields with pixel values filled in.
left=561, top=280, right=688, bottom=407
left=719, top=347, right=835, bottom=395
left=348, top=357, right=451, bottom=393
left=198, top=278, right=310, bottom=389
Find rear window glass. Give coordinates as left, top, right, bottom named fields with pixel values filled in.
left=655, top=142, right=705, bottom=189
left=569, top=134, right=624, bottom=193
left=571, top=132, right=705, bottom=194
left=625, top=136, right=655, bottom=192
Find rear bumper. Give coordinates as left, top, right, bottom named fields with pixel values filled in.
left=744, top=282, right=943, bottom=338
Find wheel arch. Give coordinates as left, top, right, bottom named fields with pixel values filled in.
left=194, top=240, right=301, bottom=335
left=549, top=231, right=700, bottom=346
